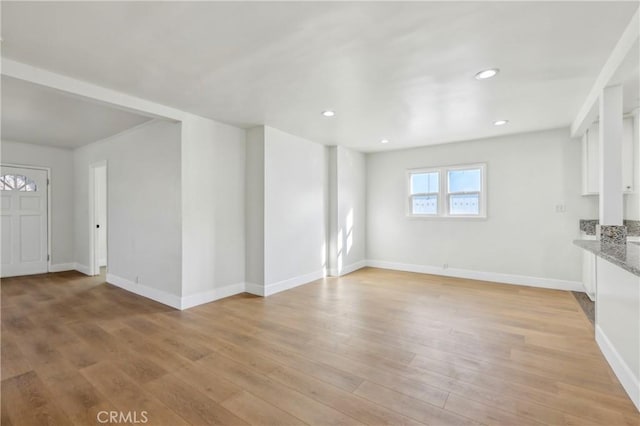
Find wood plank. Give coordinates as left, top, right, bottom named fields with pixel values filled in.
left=221, top=391, right=307, bottom=426
left=354, top=380, right=478, bottom=426
left=197, top=353, right=365, bottom=425
left=444, top=392, right=545, bottom=426
left=143, top=373, right=249, bottom=426
left=80, top=361, right=189, bottom=426
left=172, top=361, right=243, bottom=403
left=267, top=365, right=425, bottom=425
left=1, top=332, right=34, bottom=380
left=1, top=371, right=72, bottom=426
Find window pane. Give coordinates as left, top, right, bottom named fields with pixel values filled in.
left=4, top=175, right=15, bottom=190
left=449, top=193, right=479, bottom=215
left=411, top=172, right=439, bottom=194
left=15, top=175, right=26, bottom=190
left=448, top=168, right=481, bottom=193
left=412, top=195, right=438, bottom=214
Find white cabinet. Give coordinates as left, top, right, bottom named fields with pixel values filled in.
left=582, top=117, right=635, bottom=195
left=622, top=117, right=634, bottom=192
left=595, top=257, right=640, bottom=410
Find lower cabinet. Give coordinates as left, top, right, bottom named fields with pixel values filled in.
left=595, top=257, right=640, bottom=411
left=581, top=250, right=597, bottom=301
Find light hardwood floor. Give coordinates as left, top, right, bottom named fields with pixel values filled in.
left=1, top=267, right=638, bottom=425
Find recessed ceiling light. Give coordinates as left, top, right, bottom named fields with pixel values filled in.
left=322, top=110, right=335, bottom=117
left=475, top=68, right=499, bottom=80
left=380, top=139, right=389, bottom=144
left=493, top=119, right=509, bottom=126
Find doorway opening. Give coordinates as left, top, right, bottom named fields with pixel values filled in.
left=89, top=161, right=107, bottom=276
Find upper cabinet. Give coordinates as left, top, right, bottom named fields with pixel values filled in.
left=582, top=117, right=635, bottom=195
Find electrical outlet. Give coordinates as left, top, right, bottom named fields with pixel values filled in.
left=135, top=276, right=140, bottom=284
left=555, top=204, right=566, bottom=213
left=443, top=263, right=449, bottom=269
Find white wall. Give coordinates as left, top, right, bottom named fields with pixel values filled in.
left=329, top=146, right=366, bottom=276
left=0, top=140, right=74, bottom=267
left=245, top=126, right=265, bottom=288
left=181, top=114, right=246, bottom=300
left=263, top=126, right=328, bottom=291
left=74, top=120, right=182, bottom=296
left=367, top=127, right=597, bottom=287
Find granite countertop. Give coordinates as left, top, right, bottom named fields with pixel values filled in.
left=574, top=240, right=640, bottom=277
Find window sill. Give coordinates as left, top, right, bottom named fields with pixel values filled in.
left=406, top=214, right=488, bottom=221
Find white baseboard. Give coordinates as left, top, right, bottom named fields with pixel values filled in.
left=264, top=269, right=325, bottom=296
left=49, top=263, right=76, bottom=273
left=366, top=260, right=584, bottom=292
left=181, top=282, right=245, bottom=310
left=107, top=273, right=246, bottom=310
left=596, top=325, right=640, bottom=411
left=245, top=282, right=264, bottom=296
left=329, top=260, right=367, bottom=277
left=181, top=274, right=320, bottom=307
left=74, top=263, right=91, bottom=276
left=106, top=273, right=182, bottom=309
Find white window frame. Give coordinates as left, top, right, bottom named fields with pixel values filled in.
left=407, top=163, right=487, bottom=219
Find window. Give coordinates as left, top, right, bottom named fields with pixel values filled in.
left=407, top=163, right=486, bottom=218
left=0, top=174, right=37, bottom=192
left=448, top=167, right=481, bottom=215
left=409, top=171, right=439, bottom=215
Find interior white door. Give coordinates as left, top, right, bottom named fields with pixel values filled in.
left=95, top=165, right=107, bottom=267
left=0, top=166, right=48, bottom=277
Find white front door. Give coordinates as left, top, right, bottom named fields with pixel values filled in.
left=0, top=166, right=48, bottom=277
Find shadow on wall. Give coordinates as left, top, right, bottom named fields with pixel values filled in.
left=321, top=241, right=327, bottom=276
left=336, top=208, right=355, bottom=275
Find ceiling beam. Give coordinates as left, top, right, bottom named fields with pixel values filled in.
left=1, top=59, right=185, bottom=122
left=570, top=9, right=639, bottom=137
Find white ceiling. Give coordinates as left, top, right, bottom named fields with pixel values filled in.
left=1, top=76, right=151, bottom=148
left=1, top=2, right=637, bottom=151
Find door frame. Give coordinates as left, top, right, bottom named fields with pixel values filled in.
left=0, top=163, right=51, bottom=272
left=88, top=160, right=108, bottom=276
